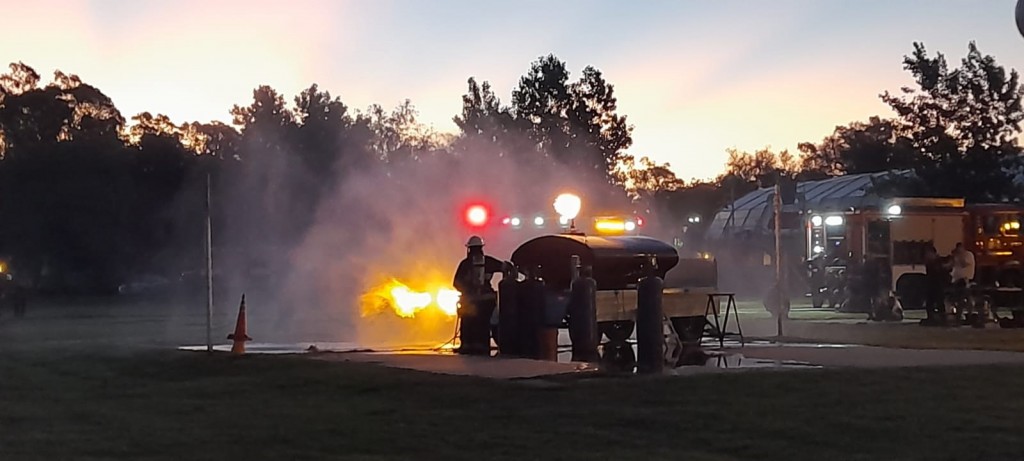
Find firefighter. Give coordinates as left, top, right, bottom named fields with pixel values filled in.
left=923, top=245, right=952, bottom=325
left=452, top=236, right=505, bottom=355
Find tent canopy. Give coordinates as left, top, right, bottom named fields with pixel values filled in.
left=708, top=171, right=906, bottom=239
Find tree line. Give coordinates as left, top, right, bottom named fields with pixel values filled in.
left=0, top=54, right=650, bottom=293
left=0, top=42, right=1020, bottom=293
left=717, top=42, right=1024, bottom=200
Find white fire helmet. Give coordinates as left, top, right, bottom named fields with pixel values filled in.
left=466, top=235, right=485, bottom=248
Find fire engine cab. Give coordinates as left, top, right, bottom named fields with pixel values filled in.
left=806, top=197, right=1024, bottom=309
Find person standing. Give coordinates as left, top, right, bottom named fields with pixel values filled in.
left=923, top=245, right=952, bottom=325
left=451, top=236, right=505, bottom=355
left=951, top=242, right=976, bottom=287
left=952, top=242, right=980, bottom=324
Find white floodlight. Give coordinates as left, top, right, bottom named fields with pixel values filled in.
left=824, top=216, right=844, bottom=226
left=553, top=193, right=581, bottom=220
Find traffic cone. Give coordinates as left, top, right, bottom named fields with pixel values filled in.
left=227, top=294, right=251, bottom=355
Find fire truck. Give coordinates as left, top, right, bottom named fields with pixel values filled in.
left=805, top=197, right=1024, bottom=309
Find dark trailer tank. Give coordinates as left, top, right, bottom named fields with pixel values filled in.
left=510, top=234, right=717, bottom=341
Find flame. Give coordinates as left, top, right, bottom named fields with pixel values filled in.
left=436, top=289, right=461, bottom=316
left=390, top=284, right=432, bottom=317
left=362, top=278, right=460, bottom=319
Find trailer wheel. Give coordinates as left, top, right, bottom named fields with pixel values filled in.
left=670, top=316, right=705, bottom=345
left=600, top=321, right=635, bottom=342
left=600, top=341, right=636, bottom=372
left=896, top=273, right=927, bottom=310
left=998, top=269, right=1022, bottom=289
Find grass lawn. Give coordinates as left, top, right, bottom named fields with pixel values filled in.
left=3, top=350, right=1024, bottom=460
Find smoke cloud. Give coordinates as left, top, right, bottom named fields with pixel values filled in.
left=261, top=143, right=623, bottom=347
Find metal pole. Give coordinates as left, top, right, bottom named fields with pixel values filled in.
left=774, top=179, right=784, bottom=338
left=205, top=173, right=214, bottom=354
left=726, top=178, right=736, bottom=237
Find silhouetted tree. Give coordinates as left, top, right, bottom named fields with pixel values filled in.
left=881, top=42, right=1024, bottom=201
left=511, top=55, right=633, bottom=183
left=614, top=156, right=685, bottom=200
left=452, top=77, right=522, bottom=158
left=720, top=147, right=797, bottom=187
left=798, top=116, right=917, bottom=176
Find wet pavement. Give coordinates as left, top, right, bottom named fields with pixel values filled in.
left=177, top=338, right=825, bottom=379
left=14, top=296, right=1024, bottom=379
left=178, top=334, right=1024, bottom=379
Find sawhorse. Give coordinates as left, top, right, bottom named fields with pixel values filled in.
left=704, top=292, right=744, bottom=348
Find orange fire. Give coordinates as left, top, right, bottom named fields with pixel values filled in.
left=361, top=278, right=460, bottom=318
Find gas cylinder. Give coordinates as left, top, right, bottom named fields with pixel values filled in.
left=497, top=266, right=521, bottom=356
left=636, top=256, right=664, bottom=374
left=517, top=267, right=547, bottom=359
left=569, top=265, right=598, bottom=362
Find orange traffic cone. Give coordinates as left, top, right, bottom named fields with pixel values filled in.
left=227, top=294, right=252, bottom=355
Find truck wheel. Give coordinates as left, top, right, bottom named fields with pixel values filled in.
left=600, top=321, right=635, bottom=342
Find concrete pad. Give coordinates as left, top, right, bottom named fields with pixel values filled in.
left=178, top=342, right=367, bottom=354
left=313, top=351, right=598, bottom=379
left=737, top=343, right=1024, bottom=368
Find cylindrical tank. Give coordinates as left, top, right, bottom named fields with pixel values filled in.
left=636, top=258, right=665, bottom=374
left=568, top=268, right=598, bottom=362
left=510, top=235, right=679, bottom=292
left=497, top=274, right=521, bottom=357
left=517, top=269, right=547, bottom=360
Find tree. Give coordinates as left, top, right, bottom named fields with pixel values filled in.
left=0, top=63, right=141, bottom=291
left=721, top=147, right=797, bottom=187
left=366, top=100, right=447, bottom=164
left=614, top=156, right=685, bottom=200
left=799, top=116, right=917, bottom=176
left=293, top=84, right=352, bottom=176
left=453, top=78, right=505, bottom=142
left=227, top=86, right=300, bottom=250
left=452, top=77, right=520, bottom=158
left=566, top=66, right=633, bottom=178
left=511, top=55, right=633, bottom=183
left=880, top=42, right=1024, bottom=202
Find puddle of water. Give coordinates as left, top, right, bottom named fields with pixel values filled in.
left=696, top=351, right=822, bottom=369
left=554, top=340, right=823, bottom=373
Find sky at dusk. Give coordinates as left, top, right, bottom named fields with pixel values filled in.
left=4, top=0, right=1024, bottom=180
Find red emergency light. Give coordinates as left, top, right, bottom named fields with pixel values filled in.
left=464, top=204, right=490, bottom=228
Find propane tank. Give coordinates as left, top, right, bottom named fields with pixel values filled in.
left=517, top=266, right=548, bottom=360
left=497, top=263, right=521, bottom=356
left=569, top=262, right=599, bottom=362
left=636, top=255, right=664, bottom=374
